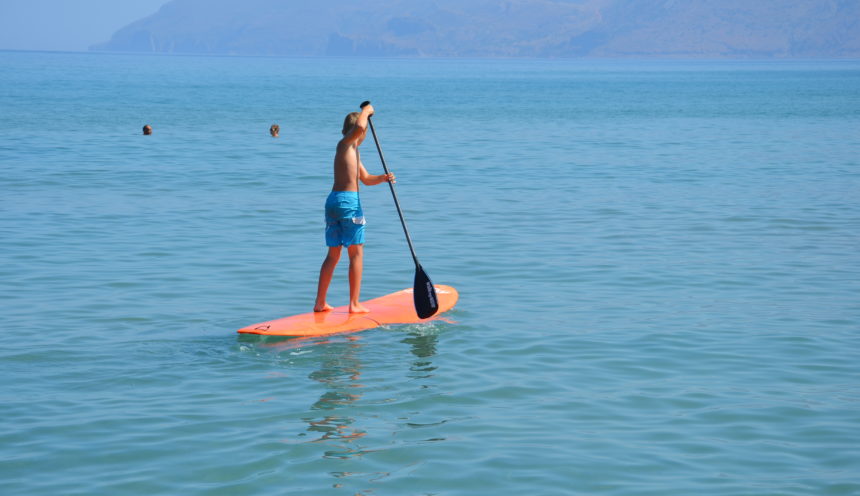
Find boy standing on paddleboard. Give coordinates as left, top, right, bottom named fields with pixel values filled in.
left=314, top=103, right=395, bottom=313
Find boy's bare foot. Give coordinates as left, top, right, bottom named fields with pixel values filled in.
left=349, top=302, right=370, bottom=314
left=314, top=303, right=334, bottom=312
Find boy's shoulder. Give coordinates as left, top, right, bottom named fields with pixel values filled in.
left=335, top=137, right=356, bottom=154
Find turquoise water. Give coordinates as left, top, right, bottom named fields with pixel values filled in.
left=2, top=51, right=859, bottom=495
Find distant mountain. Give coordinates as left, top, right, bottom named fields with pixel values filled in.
left=91, top=0, right=860, bottom=58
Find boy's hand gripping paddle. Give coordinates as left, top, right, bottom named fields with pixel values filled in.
left=360, top=101, right=439, bottom=319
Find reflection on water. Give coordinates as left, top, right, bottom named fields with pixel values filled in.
left=244, top=328, right=445, bottom=492
left=303, top=336, right=368, bottom=460
left=402, top=332, right=439, bottom=382
left=294, top=329, right=442, bottom=491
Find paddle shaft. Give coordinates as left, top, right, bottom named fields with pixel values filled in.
left=360, top=101, right=438, bottom=319
left=364, top=115, right=421, bottom=267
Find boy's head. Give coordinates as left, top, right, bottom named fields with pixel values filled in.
left=142, top=124, right=152, bottom=135
left=269, top=124, right=279, bottom=137
left=342, top=112, right=366, bottom=142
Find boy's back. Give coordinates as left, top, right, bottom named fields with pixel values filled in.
left=332, top=137, right=361, bottom=192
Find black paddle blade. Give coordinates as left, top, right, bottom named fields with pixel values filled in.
left=413, top=264, right=439, bottom=319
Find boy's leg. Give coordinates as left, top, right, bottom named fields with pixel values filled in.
left=347, top=244, right=369, bottom=313
left=314, top=246, right=342, bottom=312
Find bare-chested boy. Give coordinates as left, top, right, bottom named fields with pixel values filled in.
left=314, top=103, right=395, bottom=313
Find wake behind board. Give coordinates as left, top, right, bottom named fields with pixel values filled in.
left=237, top=285, right=458, bottom=337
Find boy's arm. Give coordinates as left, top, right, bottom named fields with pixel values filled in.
left=358, top=159, right=395, bottom=186
left=342, top=105, right=374, bottom=147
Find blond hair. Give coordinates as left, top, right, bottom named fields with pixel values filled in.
left=342, top=112, right=360, bottom=136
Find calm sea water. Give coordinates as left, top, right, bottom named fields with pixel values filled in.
left=1, top=51, right=859, bottom=495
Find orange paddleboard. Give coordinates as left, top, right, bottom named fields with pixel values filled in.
left=237, top=285, right=458, bottom=337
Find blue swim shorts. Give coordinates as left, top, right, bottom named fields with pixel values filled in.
left=324, top=190, right=366, bottom=247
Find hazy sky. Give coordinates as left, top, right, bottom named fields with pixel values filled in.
left=0, top=0, right=172, bottom=51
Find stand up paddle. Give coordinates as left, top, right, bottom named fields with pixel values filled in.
left=360, top=101, right=439, bottom=319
